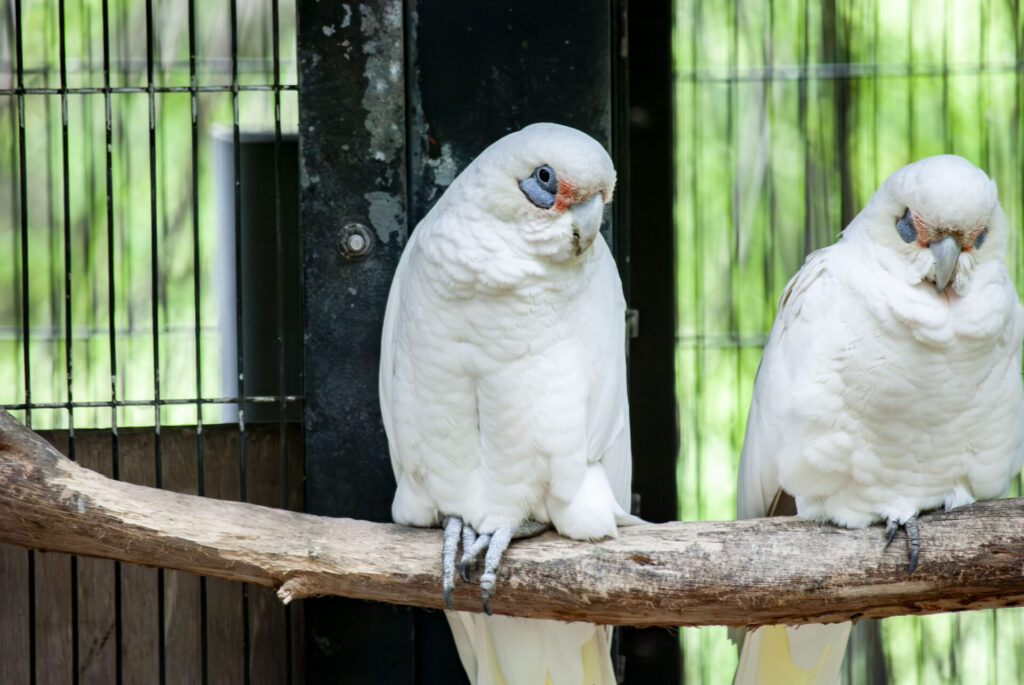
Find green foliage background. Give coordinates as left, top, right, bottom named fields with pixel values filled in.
left=0, top=0, right=298, bottom=429
left=674, top=0, right=1024, bottom=682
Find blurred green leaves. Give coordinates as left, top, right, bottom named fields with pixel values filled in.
left=674, top=0, right=1024, bottom=682
left=0, top=0, right=297, bottom=428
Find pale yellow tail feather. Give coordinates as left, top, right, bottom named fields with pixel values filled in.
left=734, top=623, right=851, bottom=685
left=446, top=612, right=616, bottom=685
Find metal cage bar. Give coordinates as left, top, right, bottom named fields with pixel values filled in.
left=1, top=0, right=300, bottom=682
left=185, top=0, right=209, bottom=680
left=268, top=0, right=293, bottom=679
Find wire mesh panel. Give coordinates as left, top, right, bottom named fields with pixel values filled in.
left=674, top=0, right=1024, bottom=683
left=0, top=0, right=301, bottom=682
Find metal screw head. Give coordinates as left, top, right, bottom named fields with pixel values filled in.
left=338, top=223, right=374, bottom=261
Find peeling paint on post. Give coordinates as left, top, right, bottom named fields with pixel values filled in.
left=298, top=2, right=414, bottom=682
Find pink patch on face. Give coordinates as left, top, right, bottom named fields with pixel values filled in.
left=912, top=213, right=931, bottom=248
left=554, top=178, right=578, bottom=212
left=962, top=223, right=986, bottom=252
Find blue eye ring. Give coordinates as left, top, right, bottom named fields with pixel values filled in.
left=974, top=227, right=987, bottom=249
left=533, top=165, right=557, bottom=193
left=896, top=208, right=917, bottom=243
left=520, top=164, right=558, bottom=209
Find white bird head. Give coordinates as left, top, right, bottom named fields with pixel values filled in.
left=853, top=154, right=1005, bottom=294
left=445, top=122, right=616, bottom=262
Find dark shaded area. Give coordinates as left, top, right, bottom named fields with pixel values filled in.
left=617, top=1, right=682, bottom=682
left=297, top=2, right=415, bottom=682
left=406, top=0, right=613, bottom=227
left=214, top=134, right=303, bottom=423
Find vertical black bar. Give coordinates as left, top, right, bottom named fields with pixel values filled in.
left=728, top=0, right=739, bottom=509
left=59, top=0, right=73, bottom=443
left=7, top=26, right=20, bottom=410
left=269, top=1, right=292, bottom=678
left=186, top=0, right=209, bottom=681
left=44, top=0, right=58, bottom=405
left=690, top=0, right=705, bottom=534
left=800, top=0, right=812, bottom=256
left=13, top=1, right=28, bottom=418
left=824, top=0, right=853, bottom=229
left=80, top=0, right=95, bottom=421
left=99, top=0, right=123, bottom=681
left=228, top=1, right=251, bottom=680
left=271, top=0, right=285, bottom=516
left=298, top=2, right=416, bottom=682
left=143, top=1, right=166, bottom=682
left=619, top=0, right=680, bottom=682
left=13, top=0, right=36, bottom=681
left=57, top=3, right=81, bottom=682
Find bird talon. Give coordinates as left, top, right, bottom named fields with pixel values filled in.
left=882, top=516, right=921, bottom=574
left=440, top=519, right=545, bottom=613
left=883, top=519, right=899, bottom=548
left=906, top=517, right=921, bottom=574
left=480, top=571, right=496, bottom=615
left=481, top=591, right=493, bottom=616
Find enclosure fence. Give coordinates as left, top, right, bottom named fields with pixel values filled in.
left=1, top=0, right=302, bottom=682
left=674, top=1, right=1024, bottom=683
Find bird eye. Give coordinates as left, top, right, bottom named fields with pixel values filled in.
left=534, top=165, right=557, bottom=192
left=895, top=208, right=916, bottom=243
left=974, top=228, right=988, bottom=249
left=519, top=164, right=558, bottom=209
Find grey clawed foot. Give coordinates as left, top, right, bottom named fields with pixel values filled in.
left=476, top=520, right=551, bottom=615
left=883, top=515, right=921, bottom=574
left=442, top=518, right=550, bottom=614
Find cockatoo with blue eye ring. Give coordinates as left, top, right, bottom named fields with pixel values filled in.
left=379, top=122, right=640, bottom=685
left=733, top=154, right=1024, bottom=684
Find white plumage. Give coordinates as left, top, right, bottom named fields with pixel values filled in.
left=735, top=155, right=1024, bottom=684
left=380, top=123, right=634, bottom=685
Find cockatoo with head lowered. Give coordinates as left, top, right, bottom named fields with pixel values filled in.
left=379, top=123, right=638, bottom=685
left=734, top=155, right=1024, bottom=684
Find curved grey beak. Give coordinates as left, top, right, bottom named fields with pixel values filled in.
left=570, top=194, right=604, bottom=253
left=929, top=235, right=959, bottom=293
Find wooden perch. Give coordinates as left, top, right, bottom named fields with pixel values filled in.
left=2, top=409, right=1024, bottom=628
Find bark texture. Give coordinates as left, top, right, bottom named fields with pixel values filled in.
left=2, top=409, right=1023, bottom=628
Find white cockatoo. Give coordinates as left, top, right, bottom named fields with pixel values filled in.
left=734, top=154, right=1024, bottom=684
left=379, top=123, right=639, bottom=685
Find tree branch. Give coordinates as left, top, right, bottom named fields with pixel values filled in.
left=2, top=408, right=1023, bottom=628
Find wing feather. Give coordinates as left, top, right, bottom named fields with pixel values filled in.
left=378, top=232, right=419, bottom=477
left=583, top=238, right=633, bottom=512
left=734, top=245, right=852, bottom=685
left=736, top=246, right=835, bottom=520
